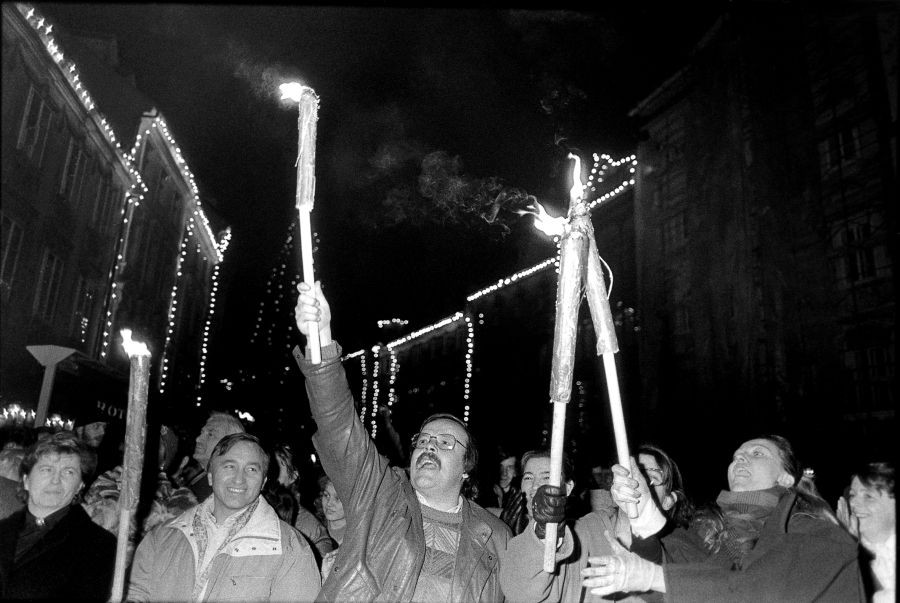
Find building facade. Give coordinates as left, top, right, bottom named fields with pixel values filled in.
left=1, top=3, right=228, bottom=426
left=629, top=4, right=896, bottom=498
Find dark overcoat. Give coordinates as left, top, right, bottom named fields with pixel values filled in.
left=0, top=504, right=116, bottom=600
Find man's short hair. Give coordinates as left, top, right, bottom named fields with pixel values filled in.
left=207, top=432, right=270, bottom=473
left=207, top=411, right=245, bottom=436
left=520, top=449, right=573, bottom=483
left=419, top=413, right=478, bottom=475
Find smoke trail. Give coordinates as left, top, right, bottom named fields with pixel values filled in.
left=225, top=39, right=306, bottom=102
left=362, top=146, right=536, bottom=237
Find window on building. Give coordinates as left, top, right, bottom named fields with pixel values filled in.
left=33, top=250, right=64, bottom=323
left=92, top=172, right=112, bottom=231
left=60, top=138, right=87, bottom=202
left=832, top=212, right=886, bottom=286
left=819, top=124, right=860, bottom=175
left=16, top=85, right=53, bottom=165
left=1, top=214, right=24, bottom=296
left=844, top=342, right=895, bottom=411
left=71, top=275, right=94, bottom=343
left=663, top=213, right=687, bottom=251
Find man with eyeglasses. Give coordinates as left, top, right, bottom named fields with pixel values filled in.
left=295, top=281, right=511, bottom=602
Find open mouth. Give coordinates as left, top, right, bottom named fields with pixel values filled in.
left=416, top=454, right=440, bottom=470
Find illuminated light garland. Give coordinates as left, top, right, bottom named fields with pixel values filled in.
left=128, top=117, right=219, bottom=259
left=345, top=152, right=636, bottom=427
left=343, top=349, right=365, bottom=360
left=466, top=258, right=557, bottom=302
left=159, top=227, right=192, bottom=395
left=462, top=314, right=475, bottom=423
left=99, top=189, right=142, bottom=359
left=377, top=318, right=409, bottom=328
left=466, top=153, right=636, bottom=302
left=359, top=350, right=368, bottom=423
left=386, top=312, right=465, bottom=350
left=19, top=3, right=157, bottom=363
left=197, top=228, right=232, bottom=403
left=370, top=345, right=381, bottom=438
left=18, top=5, right=135, bottom=168
left=251, top=224, right=299, bottom=344
left=387, top=348, right=398, bottom=408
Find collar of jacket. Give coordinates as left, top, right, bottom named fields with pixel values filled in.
left=4, top=504, right=94, bottom=569
left=169, top=496, right=283, bottom=562
left=742, top=489, right=797, bottom=568
left=448, top=497, right=498, bottom=597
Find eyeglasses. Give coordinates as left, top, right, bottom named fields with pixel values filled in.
left=411, top=432, right=467, bottom=451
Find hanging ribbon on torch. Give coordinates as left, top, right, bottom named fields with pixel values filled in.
left=542, top=154, right=635, bottom=572
left=280, top=82, right=322, bottom=363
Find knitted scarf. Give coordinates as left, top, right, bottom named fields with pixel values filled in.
left=715, top=486, right=785, bottom=569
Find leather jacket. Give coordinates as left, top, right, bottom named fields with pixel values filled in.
left=297, top=341, right=511, bottom=602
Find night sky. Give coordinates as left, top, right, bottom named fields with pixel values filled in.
left=37, top=4, right=723, bottom=378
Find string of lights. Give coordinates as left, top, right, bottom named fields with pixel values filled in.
left=18, top=4, right=137, bottom=175
left=197, top=228, right=232, bottom=403
left=462, top=314, right=474, bottom=423
left=159, top=227, right=191, bottom=395
left=386, top=312, right=465, bottom=350
left=369, top=345, right=381, bottom=438
left=358, top=350, right=368, bottom=423
left=387, top=347, right=398, bottom=409
left=377, top=318, right=409, bottom=328
left=99, top=189, right=142, bottom=359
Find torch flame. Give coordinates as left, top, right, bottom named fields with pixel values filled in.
left=568, top=153, right=584, bottom=203
left=522, top=201, right=566, bottom=237
left=120, top=329, right=150, bottom=358
left=279, top=81, right=316, bottom=104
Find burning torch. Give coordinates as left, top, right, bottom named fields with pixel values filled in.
left=280, top=82, right=322, bottom=364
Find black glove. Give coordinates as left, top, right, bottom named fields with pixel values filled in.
left=533, top=484, right=567, bottom=540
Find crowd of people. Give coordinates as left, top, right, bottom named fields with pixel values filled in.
left=0, top=280, right=892, bottom=602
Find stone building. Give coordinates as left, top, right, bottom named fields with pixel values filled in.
left=1, top=3, right=228, bottom=426
left=628, top=4, right=896, bottom=498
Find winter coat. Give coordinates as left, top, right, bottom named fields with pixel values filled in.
left=660, top=490, right=865, bottom=602
left=298, top=341, right=511, bottom=602
left=126, top=496, right=320, bottom=602
left=500, top=510, right=654, bottom=602
left=0, top=504, right=116, bottom=600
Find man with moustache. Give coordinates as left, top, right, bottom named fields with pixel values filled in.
left=127, top=433, right=320, bottom=602
left=295, top=281, right=511, bottom=601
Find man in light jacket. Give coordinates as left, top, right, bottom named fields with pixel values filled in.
left=127, top=433, right=320, bottom=602
left=295, top=281, right=511, bottom=602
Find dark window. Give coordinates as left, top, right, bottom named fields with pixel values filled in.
left=60, top=138, right=87, bottom=202
left=33, top=250, right=64, bottom=322
left=1, top=214, right=24, bottom=295
left=16, top=85, right=53, bottom=165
